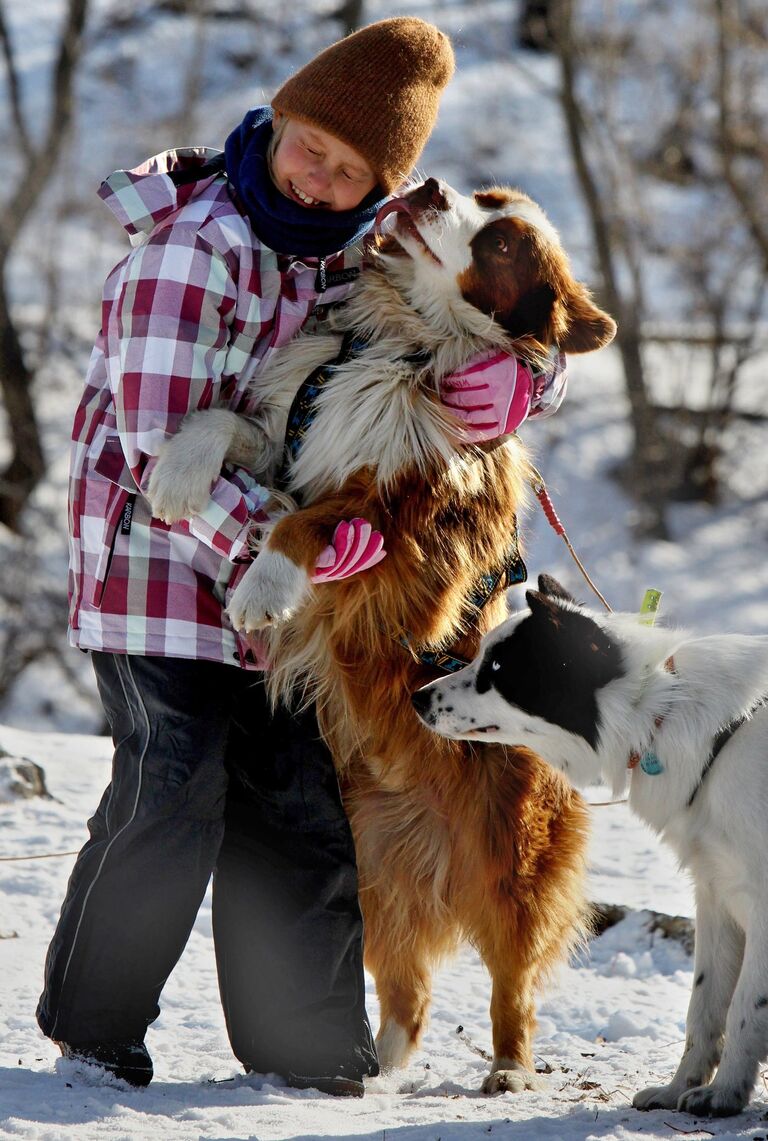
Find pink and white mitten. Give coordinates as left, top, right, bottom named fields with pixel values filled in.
left=311, top=518, right=387, bottom=583
left=439, top=348, right=567, bottom=442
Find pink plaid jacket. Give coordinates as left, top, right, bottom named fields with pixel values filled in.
left=68, top=149, right=361, bottom=668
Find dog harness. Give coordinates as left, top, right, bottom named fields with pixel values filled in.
left=277, top=330, right=369, bottom=484
left=686, top=703, right=764, bottom=807
left=279, top=333, right=527, bottom=673
left=628, top=663, right=764, bottom=804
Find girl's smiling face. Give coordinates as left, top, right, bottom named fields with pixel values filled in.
left=271, top=115, right=378, bottom=212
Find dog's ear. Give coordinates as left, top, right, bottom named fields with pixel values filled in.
left=537, top=574, right=578, bottom=604
left=525, top=589, right=566, bottom=624
left=526, top=588, right=625, bottom=692
left=559, top=283, right=617, bottom=354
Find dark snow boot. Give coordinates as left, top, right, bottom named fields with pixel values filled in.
left=56, top=1039, right=153, bottom=1087
left=286, top=1063, right=366, bottom=1098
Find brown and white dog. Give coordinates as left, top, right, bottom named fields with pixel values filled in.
left=148, top=179, right=616, bottom=1093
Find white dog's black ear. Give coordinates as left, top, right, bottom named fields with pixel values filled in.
left=525, top=589, right=565, bottom=623
left=536, top=574, right=578, bottom=604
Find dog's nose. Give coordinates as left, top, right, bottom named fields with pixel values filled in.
left=405, top=178, right=449, bottom=213
left=411, top=688, right=434, bottom=718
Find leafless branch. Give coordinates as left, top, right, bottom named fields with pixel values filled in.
left=551, top=0, right=669, bottom=535
left=0, top=0, right=89, bottom=530
left=715, top=0, right=768, bottom=269
left=0, top=0, right=33, bottom=159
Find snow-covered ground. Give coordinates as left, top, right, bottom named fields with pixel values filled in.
left=0, top=720, right=744, bottom=1141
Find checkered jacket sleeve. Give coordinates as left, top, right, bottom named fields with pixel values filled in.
left=106, top=222, right=269, bottom=561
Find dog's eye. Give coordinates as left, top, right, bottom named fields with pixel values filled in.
left=491, top=659, right=501, bottom=672
left=494, top=235, right=508, bottom=254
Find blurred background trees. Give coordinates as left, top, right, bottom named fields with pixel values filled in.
left=0, top=0, right=765, bottom=723
left=548, top=0, right=767, bottom=537
left=0, top=0, right=88, bottom=531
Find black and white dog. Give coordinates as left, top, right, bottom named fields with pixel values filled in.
left=412, top=574, right=768, bottom=1118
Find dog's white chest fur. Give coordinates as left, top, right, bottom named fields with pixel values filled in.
left=244, top=323, right=476, bottom=502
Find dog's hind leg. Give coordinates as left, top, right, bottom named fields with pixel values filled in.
left=475, top=936, right=547, bottom=1095
left=634, top=885, right=744, bottom=1113
left=364, top=920, right=435, bottom=1071
left=675, top=905, right=767, bottom=1117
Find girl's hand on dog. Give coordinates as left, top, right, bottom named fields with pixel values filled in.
left=440, top=348, right=566, bottom=442
left=439, top=350, right=532, bottom=441
left=311, top=518, right=386, bottom=582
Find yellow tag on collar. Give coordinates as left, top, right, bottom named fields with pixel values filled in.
left=639, top=588, right=663, bottom=625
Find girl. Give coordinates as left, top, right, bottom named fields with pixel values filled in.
left=37, top=17, right=566, bottom=1097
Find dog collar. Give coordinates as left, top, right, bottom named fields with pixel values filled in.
left=629, top=676, right=765, bottom=792
left=627, top=655, right=676, bottom=775
left=627, top=716, right=665, bottom=775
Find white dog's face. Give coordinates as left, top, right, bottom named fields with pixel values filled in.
left=411, top=612, right=533, bottom=744
left=375, top=179, right=616, bottom=353
left=411, top=578, right=627, bottom=786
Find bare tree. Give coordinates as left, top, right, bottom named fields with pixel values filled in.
left=551, top=0, right=670, bottom=536
left=715, top=0, right=768, bottom=269
left=167, top=0, right=210, bottom=141
left=548, top=0, right=768, bottom=533
left=0, top=0, right=89, bottom=531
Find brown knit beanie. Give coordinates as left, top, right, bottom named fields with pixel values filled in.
left=271, top=17, right=455, bottom=194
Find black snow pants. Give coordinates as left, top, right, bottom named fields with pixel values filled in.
left=36, top=651, right=378, bottom=1081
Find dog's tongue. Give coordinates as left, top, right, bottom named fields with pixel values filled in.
left=374, top=197, right=413, bottom=234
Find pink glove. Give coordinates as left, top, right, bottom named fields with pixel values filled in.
left=439, top=348, right=567, bottom=442
left=439, top=351, right=532, bottom=441
left=311, top=518, right=387, bottom=583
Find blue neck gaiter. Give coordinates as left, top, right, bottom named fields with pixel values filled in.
left=224, top=107, right=387, bottom=258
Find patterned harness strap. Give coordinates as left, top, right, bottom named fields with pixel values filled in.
left=277, top=330, right=362, bottom=488
left=399, top=536, right=527, bottom=673
left=686, top=700, right=767, bottom=808
left=279, top=334, right=527, bottom=674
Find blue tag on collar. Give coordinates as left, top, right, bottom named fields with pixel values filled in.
left=640, top=750, right=664, bottom=775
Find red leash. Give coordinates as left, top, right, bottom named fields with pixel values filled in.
left=529, top=466, right=613, bottom=613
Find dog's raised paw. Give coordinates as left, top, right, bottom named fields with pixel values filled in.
left=226, top=550, right=308, bottom=632
left=482, top=1066, right=547, bottom=1095
left=146, top=473, right=212, bottom=523
left=146, top=408, right=243, bottom=523
left=146, top=449, right=214, bottom=523
left=676, top=1083, right=748, bottom=1118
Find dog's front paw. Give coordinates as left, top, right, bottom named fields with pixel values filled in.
left=227, top=551, right=309, bottom=632
left=482, top=1064, right=547, bottom=1095
left=147, top=440, right=216, bottom=523
left=146, top=409, right=241, bottom=523
left=633, top=1083, right=682, bottom=1111
left=676, top=1082, right=749, bottom=1118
